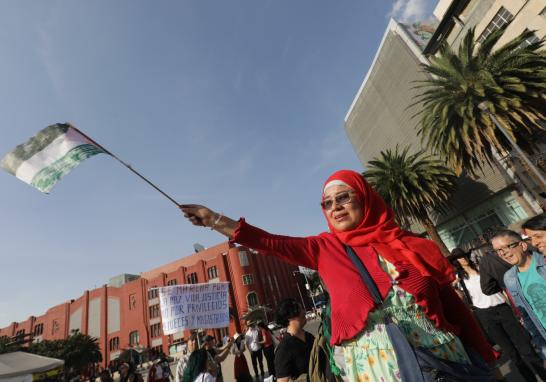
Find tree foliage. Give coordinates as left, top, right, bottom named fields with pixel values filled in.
left=0, top=331, right=101, bottom=374
left=364, top=146, right=457, bottom=228
left=413, top=27, right=546, bottom=175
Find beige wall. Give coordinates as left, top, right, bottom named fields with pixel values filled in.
left=475, top=0, right=546, bottom=46
left=433, top=0, right=453, bottom=20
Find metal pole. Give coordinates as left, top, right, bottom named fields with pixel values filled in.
left=479, top=108, right=546, bottom=191
left=69, top=124, right=180, bottom=206
left=301, top=272, right=317, bottom=313
left=294, top=283, right=306, bottom=311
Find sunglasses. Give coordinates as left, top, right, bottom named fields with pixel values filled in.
left=494, top=241, right=521, bottom=256
left=321, top=191, right=354, bottom=210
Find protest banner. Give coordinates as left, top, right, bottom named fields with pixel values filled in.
left=158, top=282, right=230, bottom=335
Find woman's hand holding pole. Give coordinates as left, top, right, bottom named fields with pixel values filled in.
left=179, top=204, right=238, bottom=238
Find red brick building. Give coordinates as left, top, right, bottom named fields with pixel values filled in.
left=0, top=242, right=310, bottom=366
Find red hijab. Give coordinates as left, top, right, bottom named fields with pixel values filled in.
left=322, top=170, right=454, bottom=286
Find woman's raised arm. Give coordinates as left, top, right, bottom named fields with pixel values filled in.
left=179, top=204, right=319, bottom=270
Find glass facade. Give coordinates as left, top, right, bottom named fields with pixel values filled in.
left=437, top=190, right=528, bottom=250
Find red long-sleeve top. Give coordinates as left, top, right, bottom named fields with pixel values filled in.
left=231, top=219, right=496, bottom=362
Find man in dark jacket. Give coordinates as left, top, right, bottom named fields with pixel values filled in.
left=479, top=251, right=512, bottom=295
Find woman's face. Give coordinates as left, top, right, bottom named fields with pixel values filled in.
left=322, top=184, right=364, bottom=232
left=187, top=337, right=197, bottom=353
left=524, top=228, right=546, bottom=254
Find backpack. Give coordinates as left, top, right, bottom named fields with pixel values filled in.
left=308, top=282, right=345, bottom=382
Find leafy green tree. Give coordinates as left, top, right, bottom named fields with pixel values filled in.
left=0, top=336, right=21, bottom=354
left=413, top=28, right=546, bottom=175
left=364, top=146, right=457, bottom=255
left=28, top=331, right=102, bottom=375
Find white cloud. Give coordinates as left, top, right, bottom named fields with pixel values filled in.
left=388, top=0, right=428, bottom=22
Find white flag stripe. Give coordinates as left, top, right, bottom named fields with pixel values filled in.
left=15, top=128, right=93, bottom=184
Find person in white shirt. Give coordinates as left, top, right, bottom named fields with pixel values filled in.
left=450, top=248, right=546, bottom=381
left=245, top=321, right=264, bottom=379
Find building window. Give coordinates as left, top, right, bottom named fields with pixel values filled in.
left=247, top=292, right=259, bottom=307
left=33, top=323, right=43, bottom=336
left=520, top=29, right=540, bottom=47
left=207, top=266, right=218, bottom=279
left=242, top=274, right=254, bottom=285
left=15, top=329, right=25, bottom=337
left=129, top=330, right=140, bottom=346
left=109, top=337, right=119, bottom=351
left=151, top=345, right=163, bottom=357
left=129, top=294, right=137, bottom=310
left=238, top=251, right=249, bottom=267
left=167, top=279, right=177, bottom=286
left=149, top=304, right=160, bottom=319
left=51, top=320, right=60, bottom=335
left=150, top=323, right=162, bottom=338
left=187, top=272, right=198, bottom=284
left=478, top=7, right=514, bottom=43
left=148, top=288, right=159, bottom=300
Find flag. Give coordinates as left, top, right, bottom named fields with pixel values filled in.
left=1, top=123, right=105, bottom=193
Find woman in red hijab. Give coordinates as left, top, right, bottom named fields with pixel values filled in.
left=180, top=170, right=496, bottom=381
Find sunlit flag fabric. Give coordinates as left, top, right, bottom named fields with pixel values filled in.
left=0, top=123, right=105, bottom=193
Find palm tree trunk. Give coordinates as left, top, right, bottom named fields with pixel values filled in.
left=421, top=216, right=450, bottom=256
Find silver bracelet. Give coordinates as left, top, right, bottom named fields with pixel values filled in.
left=210, top=213, right=223, bottom=230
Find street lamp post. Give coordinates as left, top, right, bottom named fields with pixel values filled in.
left=294, top=282, right=306, bottom=311
left=292, top=270, right=317, bottom=312
left=479, top=103, right=546, bottom=192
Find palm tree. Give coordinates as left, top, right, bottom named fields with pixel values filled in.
left=364, top=146, right=457, bottom=255
left=413, top=27, right=546, bottom=175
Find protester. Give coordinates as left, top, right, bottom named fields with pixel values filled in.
left=450, top=248, right=546, bottom=381
left=232, top=333, right=253, bottom=382
left=244, top=322, right=265, bottom=379
left=258, top=322, right=275, bottom=378
left=119, top=362, right=142, bottom=382
left=180, top=170, right=497, bottom=381
left=274, top=298, right=315, bottom=382
left=491, top=229, right=546, bottom=360
left=181, top=349, right=215, bottom=382
left=478, top=248, right=512, bottom=296
left=148, top=358, right=166, bottom=382
left=522, top=213, right=546, bottom=254
left=202, top=334, right=232, bottom=382
left=161, top=356, right=172, bottom=381
left=176, top=333, right=198, bottom=382
left=180, top=170, right=495, bottom=381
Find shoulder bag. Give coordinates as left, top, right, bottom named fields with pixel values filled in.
left=344, top=245, right=496, bottom=382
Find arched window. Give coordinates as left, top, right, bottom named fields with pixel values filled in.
left=129, top=331, right=139, bottom=346
left=247, top=292, right=259, bottom=308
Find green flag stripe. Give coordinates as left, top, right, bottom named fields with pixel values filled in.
left=30, top=144, right=104, bottom=193
left=0, top=123, right=70, bottom=175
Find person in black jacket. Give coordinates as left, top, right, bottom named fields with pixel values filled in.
left=479, top=251, right=511, bottom=295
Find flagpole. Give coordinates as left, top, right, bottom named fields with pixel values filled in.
left=68, top=123, right=180, bottom=207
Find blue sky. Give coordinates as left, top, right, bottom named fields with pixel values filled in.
left=0, top=0, right=436, bottom=327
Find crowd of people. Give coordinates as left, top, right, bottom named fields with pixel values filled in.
left=89, top=170, right=546, bottom=382
left=179, top=169, right=546, bottom=382
left=171, top=298, right=314, bottom=382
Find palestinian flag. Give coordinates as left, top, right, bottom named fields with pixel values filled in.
left=1, top=123, right=105, bottom=193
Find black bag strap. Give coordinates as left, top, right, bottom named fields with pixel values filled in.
left=344, top=245, right=425, bottom=382
left=344, top=245, right=383, bottom=304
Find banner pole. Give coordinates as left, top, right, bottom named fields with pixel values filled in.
left=69, top=124, right=180, bottom=207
